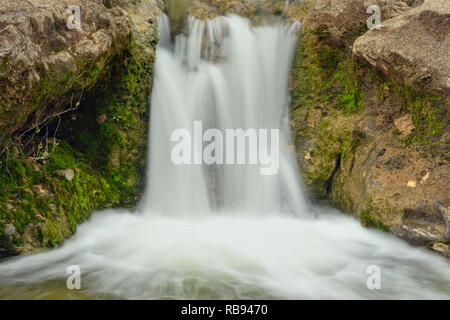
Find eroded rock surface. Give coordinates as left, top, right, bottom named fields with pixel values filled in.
left=0, top=0, right=131, bottom=150
left=353, top=0, right=450, bottom=96
left=291, top=0, right=449, bottom=252
left=305, top=0, right=410, bottom=48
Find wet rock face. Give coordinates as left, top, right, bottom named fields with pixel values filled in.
left=0, top=0, right=131, bottom=151
left=353, top=0, right=450, bottom=97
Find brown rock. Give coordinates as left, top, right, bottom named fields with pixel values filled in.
left=431, top=242, right=450, bottom=257
left=390, top=224, right=442, bottom=245
left=0, top=0, right=131, bottom=151
left=394, top=114, right=414, bottom=138
left=97, top=113, right=107, bottom=125
left=304, top=0, right=410, bottom=48
left=434, top=201, right=450, bottom=240
left=353, top=0, right=450, bottom=96
left=4, top=224, right=17, bottom=241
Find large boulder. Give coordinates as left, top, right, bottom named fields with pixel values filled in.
left=304, top=0, right=410, bottom=48
left=0, top=0, right=132, bottom=152
left=353, top=0, right=450, bottom=96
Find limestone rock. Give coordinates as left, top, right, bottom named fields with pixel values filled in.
left=4, top=224, right=17, bottom=241
left=394, top=114, right=414, bottom=138
left=434, top=201, right=450, bottom=240
left=304, top=0, right=410, bottom=48
left=56, top=168, right=75, bottom=181
left=431, top=242, right=450, bottom=257
left=390, top=224, right=442, bottom=245
left=353, top=0, right=450, bottom=96
left=0, top=0, right=131, bottom=151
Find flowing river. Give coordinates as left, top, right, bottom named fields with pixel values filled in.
left=0, top=14, right=449, bottom=300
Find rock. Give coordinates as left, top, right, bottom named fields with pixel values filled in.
left=353, top=0, right=450, bottom=96
left=186, top=0, right=290, bottom=19
left=4, top=224, right=16, bottom=240
left=49, top=203, right=57, bottom=215
left=389, top=201, right=448, bottom=246
left=304, top=0, right=410, bottom=48
left=390, top=224, right=441, bottom=245
left=56, top=168, right=75, bottom=181
left=97, top=113, right=107, bottom=125
left=305, top=0, right=367, bottom=47
left=431, top=242, right=450, bottom=257
left=434, top=201, right=450, bottom=240
left=385, top=154, right=407, bottom=170
left=407, top=180, right=417, bottom=188
left=5, top=203, right=13, bottom=211
left=0, top=0, right=131, bottom=151
left=394, top=114, right=414, bottom=138
left=373, top=0, right=411, bottom=20
left=405, top=0, right=426, bottom=7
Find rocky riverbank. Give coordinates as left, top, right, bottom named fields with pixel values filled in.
left=289, top=0, right=449, bottom=256
left=0, top=0, right=164, bottom=255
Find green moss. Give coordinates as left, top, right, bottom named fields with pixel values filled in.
left=0, top=140, right=125, bottom=251
left=333, top=61, right=363, bottom=114
left=359, top=197, right=390, bottom=232
left=0, top=27, right=158, bottom=254
left=291, top=31, right=363, bottom=120
left=1, top=55, right=8, bottom=73
left=357, top=65, right=446, bottom=154
left=360, top=208, right=389, bottom=232
left=402, top=94, right=445, bottom=148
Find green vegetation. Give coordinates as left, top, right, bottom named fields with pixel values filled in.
left=360, top=209, right=389, bottom=232
left=290, top=31, right=365, bottom=199
left=364, top=68, right=446, bottom=153
left=0, top=30, right=158, bottom=253
left=402, top=94, right=445, bottom=148
left=69, top=35, right=157, bottom=206
left=359, top=197, right=389, bottom=232
left=291, top=32, right=363, bottom=122
left=333, top=61, right=363, bottom=114
left=0, top=142, right=119, bottom=251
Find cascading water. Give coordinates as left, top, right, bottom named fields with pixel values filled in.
left=0, top=14, right=449, bottom=300
left=145, top=15, right=306, bottom=216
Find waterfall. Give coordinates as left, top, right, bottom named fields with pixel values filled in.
left=0, top=14, right=449, bottom=300
left=144, top=15, right=306, bottom=216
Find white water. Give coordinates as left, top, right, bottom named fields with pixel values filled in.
left=0, top=15, right=449, bottom=300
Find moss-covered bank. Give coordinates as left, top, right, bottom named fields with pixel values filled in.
left=0, top=1, right=162, bottom=255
